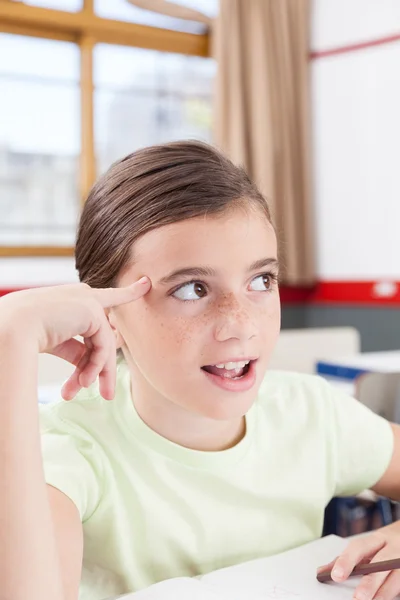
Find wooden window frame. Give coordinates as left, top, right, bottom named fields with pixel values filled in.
left=0, top=0, right=210, bottom=256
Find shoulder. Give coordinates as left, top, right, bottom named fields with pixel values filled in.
left=258, top=370, right=334, bottom=407
left=256, top=370, right=390, bottom=437
left=255, top=370, right=345, bottom=431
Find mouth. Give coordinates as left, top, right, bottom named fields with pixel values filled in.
left=201, top=358, right=258, bottom=392
left=202, top=360, right=251, bottom=379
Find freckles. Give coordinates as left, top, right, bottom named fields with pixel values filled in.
left=234, top=310, right=247, bottom=323
left=176, top=331, right=192, bottom=345
left=216, top=295, right=253, bottom=324
left=216, top=293, right=236, bottom=312
left=171, top=313, right=211, bottom=346
left=170, top=316, right=194, bottom=345
left=197, top=307, right=220, bottom=336
left=199, top=312, right=213, bottom=327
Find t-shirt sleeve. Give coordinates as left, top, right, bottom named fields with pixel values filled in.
left=40, top=405, right=104, bottom=522
left=326, top=381, right=394, bottom=497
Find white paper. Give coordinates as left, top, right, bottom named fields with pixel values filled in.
left=108, top=535, right=366, bottom=600
left=113, top=577, right=223, bottom=600
left=201, top=535, right=357, bottom=600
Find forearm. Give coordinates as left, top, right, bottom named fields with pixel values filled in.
left=0, top=324, right=64, bottom=600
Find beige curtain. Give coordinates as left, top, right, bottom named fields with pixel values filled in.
left=213, top=0, right=315, bottom=285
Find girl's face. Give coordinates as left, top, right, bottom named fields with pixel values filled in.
left=112, top=207, right=281, bottom=421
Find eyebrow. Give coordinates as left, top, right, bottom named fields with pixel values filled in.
left=157, top=258, right=279, bottom=286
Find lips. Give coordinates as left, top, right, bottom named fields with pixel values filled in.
left=201, top=359, right=258, bottom=392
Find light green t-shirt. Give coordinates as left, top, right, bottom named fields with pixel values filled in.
left=40, top=361, right=393, bottom=600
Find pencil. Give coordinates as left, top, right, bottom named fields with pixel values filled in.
left=317, top=558, right=400, bottom=583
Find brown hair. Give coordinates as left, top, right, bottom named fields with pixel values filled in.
left=75, top=140, right=271, bottom=288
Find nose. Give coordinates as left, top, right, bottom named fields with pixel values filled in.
left=213, top=293, right=258, bottom=343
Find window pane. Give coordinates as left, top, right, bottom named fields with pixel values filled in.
left=0, top=35, right=80, bottom=247
left=23, top=0, right=82, bottom=10
left=95, top=0, right=218, bottom=34
left=94, top=45, right=215, bottom=174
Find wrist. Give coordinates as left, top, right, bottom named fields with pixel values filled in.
left=0, top=307, right=40, bottom=353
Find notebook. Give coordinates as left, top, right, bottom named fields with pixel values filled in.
left=109, top=534, right=363, bottom=599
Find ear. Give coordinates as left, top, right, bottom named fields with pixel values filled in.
left=106, top=308, right=124, bottom=350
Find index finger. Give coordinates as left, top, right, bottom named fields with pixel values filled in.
left=92, top=277, right=151, bottom=308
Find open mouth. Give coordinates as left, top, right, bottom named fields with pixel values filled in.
left=201, top=359, right=257, bottom=392
left=201, top=360, right=252, bottom=380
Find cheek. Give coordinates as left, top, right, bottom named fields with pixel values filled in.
left=120, top=303, right=209, bottom=359
left=162, top=315, right=211, bottom=356
left=252, top=292, right=280, bottom=315
left=267, top=295, right=281, bottom=320
left=255, top=295, right=281, bottom=335
left=267, top=300, right=281, bottom=344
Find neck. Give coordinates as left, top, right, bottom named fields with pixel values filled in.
left=128, top=368, right=246, bottom=452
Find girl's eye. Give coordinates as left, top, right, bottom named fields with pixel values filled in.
left=172, top=281, right=208, bottom=302
left=249, top=273, right=275, bottom=292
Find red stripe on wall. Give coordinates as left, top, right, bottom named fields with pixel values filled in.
left=310, top=32, right=400, bottom=60
left=2, top=282, right=400, bottom=306
left=280, top=281, right=400, bottom=306
left=0, top=288, right=23, bottom=297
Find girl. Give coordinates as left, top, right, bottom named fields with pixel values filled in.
left=1, top=141, right=400, bottom=600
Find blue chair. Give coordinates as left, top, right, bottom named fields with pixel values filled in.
left=323, top=495, right=394, bottom=537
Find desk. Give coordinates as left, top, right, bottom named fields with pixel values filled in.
left=316, top=350, right=400, bottom=382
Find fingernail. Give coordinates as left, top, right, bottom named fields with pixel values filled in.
left=332, top=567, right=344, bottom=579
left=353, top=593, right=368, bottom=600
left=138, top=277, right=149, bottom=285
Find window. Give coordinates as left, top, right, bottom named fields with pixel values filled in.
left=23, top=0, right=82, bottom=10
left=95, top=0, right=218, bottom=34
left=0, top=0, right=215, bottom=253
left=95, top=44, right=215, bottom=173
left=0, top=34, right=80, bottom=246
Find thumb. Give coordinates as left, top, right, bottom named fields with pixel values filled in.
left=328, top=535, right=386, bottom=582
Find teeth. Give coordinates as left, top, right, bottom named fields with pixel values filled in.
left=215, top=360, right=250, bottom=370
left=224, top=371, right=243, bottom=379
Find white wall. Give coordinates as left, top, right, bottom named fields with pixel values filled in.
left=312, top=0, right=400, bottom=50
left=311, top=0, right=400, bottom=279
left=0, top=257, right=78, bottom=288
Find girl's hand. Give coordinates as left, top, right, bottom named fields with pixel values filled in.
left=0, top=278, right=151, bottom=401
left=318, top=522, right=400, bottom=600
